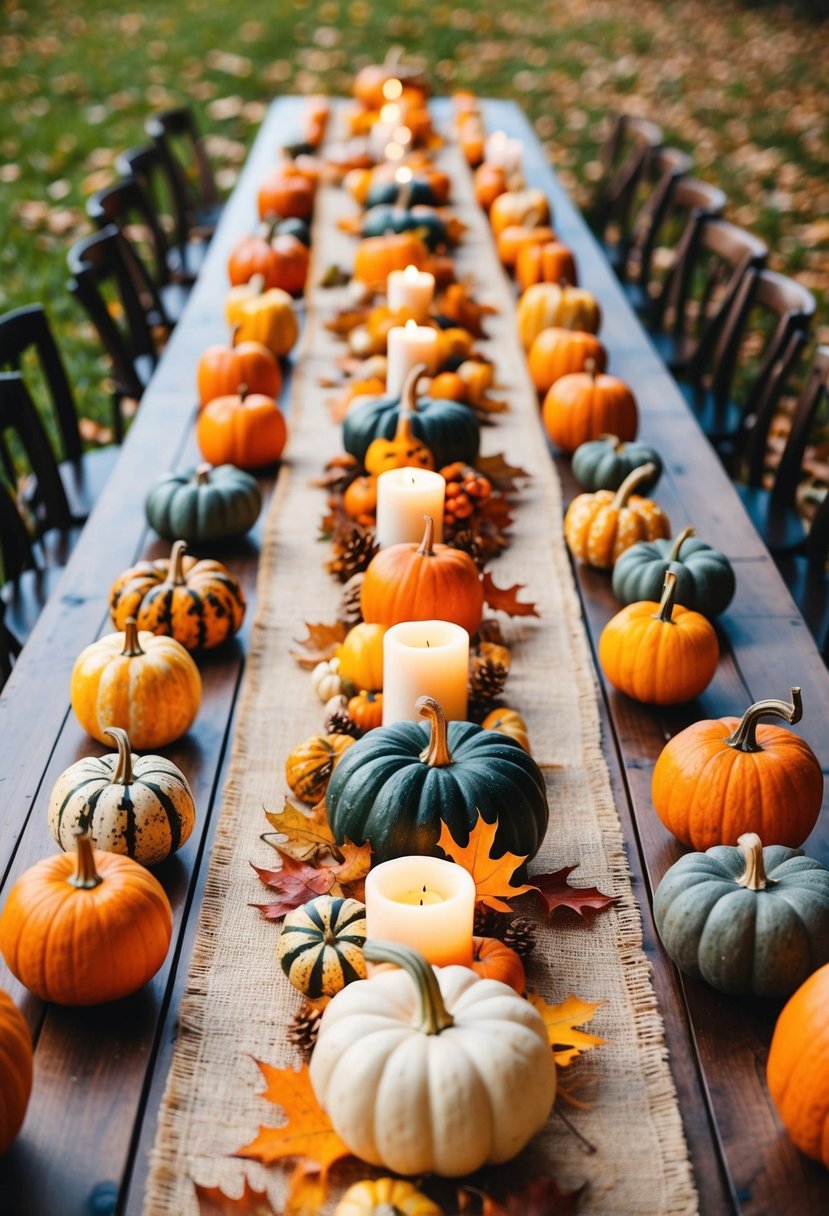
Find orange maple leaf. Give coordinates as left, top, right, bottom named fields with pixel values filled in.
left=263, top=799, right=336, bottom=863
left=193, top=1177, right=278, bottom=1215
left=291, top=621, right=346, bottom=668
left=481, top=571, right=539, bottom=618
left=527, top=992, right=607, bottom=1067
left=235, top=1061, right=351, bottom=1178
left=437, top=811, right=536, bottom=912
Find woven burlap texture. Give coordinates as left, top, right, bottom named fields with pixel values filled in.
left=144, top=130, right=699, bottom=1216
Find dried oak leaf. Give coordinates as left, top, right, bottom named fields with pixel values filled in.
left=531, top=865, right=618, bottom=920
left=263, top=798, right=335, bottom=863
left=437, top=812, right=535, bottom=912
left=325, top=838, right=372, bottom=887
left=527, top=992, right=607, bottom=1067
left=481, top=571, right=539, bottom=618
left=458, top=1177, right=585, bottom=1215
left=235, top=1061, right=351, bottom=1177
left=193, top=1178, right=279, bottom=1215
left=251, top=851, right=337, bottom=920
left=474, top=452, right=529, bottom=493
left=291, top=621, right=346, bottom=668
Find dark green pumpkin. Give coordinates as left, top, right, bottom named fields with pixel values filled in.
left=365, top=178, right=440, bottom=209
left=654, top=833, right=829, bottom=997
left=325, top=697, right=549, bottom=867
left=277, top=894, right=367, bottom=999
left=360, top=205, right=447, bottom=250
left=145, top=464, right=262, bottom=546
left=275, top=217, right=311, bottom=246
left=571, top=434, right=663, bottom=493
left=611, top=525, right=735, bottom=618
left=343, top=365, right=479, bottom=469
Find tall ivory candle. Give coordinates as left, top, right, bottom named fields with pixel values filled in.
left=376, top=476, right=445, bottom=548
left=382, top=619, right=469, bottom=724
left=365, top=855, right=476, bottom=966
left=386, top=321, right=437, bottom=397
left=387, top=265, right=435, bottom=323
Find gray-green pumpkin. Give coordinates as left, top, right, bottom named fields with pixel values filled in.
left=571, top=434, right=662, bottom=493
left=146, top=463, right=262, bottom=545
left=611, top=525, right=735, bottom=617
left=654, top=832, right=829, bottom=998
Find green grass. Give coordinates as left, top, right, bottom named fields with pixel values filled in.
left=1, top=0, right=828, bottom=442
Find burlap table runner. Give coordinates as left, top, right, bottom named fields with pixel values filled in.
left=144, top=128, right=699, bottom=1215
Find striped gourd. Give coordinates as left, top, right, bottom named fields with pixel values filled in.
left=109, top=539, right=245, bottom=651
left=278, top=895, right=367, bottom=999
left=516, top=283, right=601, bottom=350
left=48, top=727, right=196, bottom=866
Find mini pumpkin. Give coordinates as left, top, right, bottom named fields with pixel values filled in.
left=516, top=239, right=578, bottom=292
left=496, top=223, right=557, bottom=269
left=612, top=525, right=736, bottom=618
left=470, top=935, right=526, bottom=994
left=489, top=188, right=551, bottom=236
left=767, top=963, right=829, bottom=1167
left=233, top=286, right=299, bottom=358
left=598, top=571, right=719, bottom=705
left=654, top=832, right=829, bottom=998
left=286, top=733, right=356, bottom=804
left=110, top=540, right=245, bottom=652
left=257, top=163, right=316, bottom=221
left=347, top=690, right=383, bottom=732
left=571, top=434, right=662, bottom=493
left=651, top=686, right=823, bottom=849
left=473, top=162, right=508, bottom=211
left=335, top=1177, right=441, bottom=1216
left=564, top=463, right=669, bottom=569
left=311, top=657, right=344, bottom=703
left=336, top=622, right=386, bottom=693
left=342, top=474, right=377, bottom=522
left=528, top=327, right=607, bottom=394
left=0, top=988, right=32, bottom=1153
left=277, top=894, right=367, bottom=999
left=145, top=463, right=262, bottom=546
left=517, top=283, right=601, bottom=349
left=543, top=361, right=638, bottom=453
left=197, top=385, right=288, bottom=470
left=196, top=331, right=281, bottom=406
left=352, top=233, right=431, bottom=287
left=481, top=706, right=531, bottom=752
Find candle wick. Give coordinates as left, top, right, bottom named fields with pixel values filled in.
left=426, top=640, right=430, bottom=647
left=420, top=883, right=427, bottom=906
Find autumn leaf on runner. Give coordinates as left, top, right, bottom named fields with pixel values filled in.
left=527, top=992, right=607, bottom=1068
left=291, top=620, right=346, bottom=668
left=437, top=813, right=535, bottom=912
left=481, top=571, right=539, bottom=618
left=194, top=1178, right=279, bottom=1215
left=458, top=1175, right=586, bottom=1215
left=531, top=865, right=617, bottom=921
left=251, top=841, right=371, bottom=920
left=263, top=798, right=336, bottom=864
left=236, top=1061, right=351, bottom=1178
left=474, top=452, right=530, bottom=493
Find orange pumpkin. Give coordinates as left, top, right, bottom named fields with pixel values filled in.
left=285, top=733, right=356, bottom=803
left=474, top=163, right=508, bottom=211
left=227, top=232, right=285, bottom=290
left=496, top=224, right=557, bottom=269
left=528, top=328, right=607, bottom=394
left=336, top=622, right=386, bottom=692
left=598, top=571, right=719, bottom=705
left=0, top=832, right=173, bottom=1006
left=470, top=936, right=526, bottom=995
left=651, top=687, right=823, bottom=850
left=482, top=707, right=530, bottom=752
left=429, top=371, right=467, bottom=403
left=361, top=515, right=484, bottom=636
left=516, top=240, right=578, bottom=292
left=517, top=283, right=601, bottom=349
left=0, top=989, right=32, bottom=1153
left=196, top=330, right=281, bottom=407
left=269, top=233, right=310, bottom=296
left=364, top=413, right=435, bottom=477
left=232, top=285, right=299, bottom=358
left=343, top=475, right=378, bottom=522
left=542, top=362, right=636, bottom=453
left=768, top=963, right=829, bottom=1167
left=257, top=164, right=315, bottom=221
left=489, top=189, right=550, bottom=237
left=353, top=233, right=431, bottom=288
left=197, top=386, right=287, bottom=469
left=347, top=690, right=384, bottom=732
left=564, top=463, right=669, bottom=569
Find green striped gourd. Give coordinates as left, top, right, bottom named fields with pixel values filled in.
left=278, top=895, right=367, bottom=999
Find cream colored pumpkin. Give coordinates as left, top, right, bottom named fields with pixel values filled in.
left=48, top=728, right=196, bottom=866
left=311, top=657, right=343, bottom=702
left=310, top=941, right=556, bottom=1176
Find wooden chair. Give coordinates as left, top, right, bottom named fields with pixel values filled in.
left=67, top=225, right=165, bottom=433
left=145, top=106, right=222, bottom=273
left=115, top=143, right=207, bottom=285
left=0, top=598, right=20, bottom=691
left=0, top=304, right=119, bottom=522
left=775, top=480, right=829, bottom=663
left=611, top=146, right=692, bottom=286
left=587, top=113, right=663, bottom=264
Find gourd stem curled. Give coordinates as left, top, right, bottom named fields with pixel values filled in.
left=612, top=462, right=657, bottom=510
left=596, top=432, right=622, bottom=450
left=736, top=833, right=771, bottom=891
left=122, top=617, right=145, bottom=658
left=399, top=362, right=428, bottom=417
left=584, top=357, right=596, bottom=382
left=653, top=570, right=678, bottom=624
left=417, top=696, right=454, bottom=767
left=68, top=832, right=104, bottom=891
left=363, top=940, right=455, bottom=1035
left=725, top=687, right=803, bottom=753
left=168, top=540, right=188, bottom=587
left=668, top=526, right=696, bottom=563
left=418, top=515, right=435, bottom=557
left=196, top=464, right=212, bottom=487
left=104, top=727, right=135, bottom=786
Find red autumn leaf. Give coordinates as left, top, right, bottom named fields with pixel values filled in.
left=438, top=811, right=535, bottom=912
left=193, top=1177, right=279, bottom=1215
left=235, top=1061, right=351, bottom=1178
left=532, top=865, right=618, bottom=920
left=251, top=851, right=337, bottom=920
left=482, top=571, right=539, bottom=618
left=291, top=620, right=346, bottom=668
left=458, top=1176, right=586, bottom=1215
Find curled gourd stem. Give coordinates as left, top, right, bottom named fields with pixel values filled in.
left=583, top=357, right=597, bottom=382
left=653, top=570, right=679, bottom=624
left=668, top=525, right=696, bottom=563
left=725, top=687, right=803, bottom=754
left=612, top=462, right=658, bottom=510
left=168, top=540, right=189, bottom=587
left=363, top=940, right=455, bottom=1035
left=596, top=432, right=622, bottom=450
left=418, top=514, right=435, bottom=556
left=122, top=617, right=145, bottom=658
left=195, top=464, right=212, bottom=487
left=399, top=361, right=428, bottom=414
left=68, top=832, right=103, bottom=891
left=736, top=833, right=772, bottom=891
left=104, top=727, right=135, bottom=786
left=417, top=696, right=454, bottom=767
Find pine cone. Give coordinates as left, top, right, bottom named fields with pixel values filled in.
left=474, top=904, right=504, bottom=937
left=503, top=916, right=538, bottom=959
left=288, top=1002, right=322, bottom=1062
left=468, top=656, right=508, bottom=715
left=327, top=526, right=378, bottom=582
left=339, top=572, right=365, bottom=628
left=447, top=527, right=486, bottom=569
left=326, top=708, right=361, bottom=738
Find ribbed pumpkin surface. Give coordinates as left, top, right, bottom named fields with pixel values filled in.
left=768, top=963, right=829, bottom=1166
left=0, top=989, right=32, bottom=1153
left=278, top=896, right=367, bottom=999
left=360, top=534, right=483, bottom=636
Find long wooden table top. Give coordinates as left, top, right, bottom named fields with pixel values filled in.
left=1, top=95, right=827, bottom=1215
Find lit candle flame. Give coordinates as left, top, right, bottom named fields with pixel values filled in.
left=380, top=103, right=401, bottom=124
left=405, top=319, right=419, bottom=332
left=382, top=78, right=403, bottom=100
left=395, top=165, right=413, bottom=184
left=384, top=142, right=405, bottom=161
left=403, top=264, right=420, bottom=281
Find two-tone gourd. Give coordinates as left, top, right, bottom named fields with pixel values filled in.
left=277, top=894, right=367, bottom=999
left=612, top=526, right=735, bottom=618
left=285, top=733, right=356, bottom=804
left=564, top=463, right=669, bottom=569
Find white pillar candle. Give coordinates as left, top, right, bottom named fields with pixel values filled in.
left=485, top=130, right=523, bottom=176
left=365, top=855, right=476, bottom=966
left=387, top=265, right=435, bottom=323
left=376, top=473, right=445, bottom=548
left=383, top=619, right=469, bottom=724
left=386, top=321, right=437, bottom=397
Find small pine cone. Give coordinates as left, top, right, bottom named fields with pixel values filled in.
left=339, top=572, right=365, bottom=628
left=288, top=1002, right=322, bottom=1062
left=474, top=904, right=504, bottom=937
left=326, top=708, right=361, bottom=738
left=468, top=657, right=509, bottom=711
left=503, top=916, right=538, bottom=959
left=448, top=528, right=485, bottom=568
left=327, top=527, right=378, bottom=582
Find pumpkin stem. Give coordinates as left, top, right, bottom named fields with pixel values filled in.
left=596, top=432, right=622, bottom=450
left=195, top=464, right=212, bottom=486
left=168, top=540, right=188, bottom=587
left=653, top=570, right=679, bottom=624
left=104, top=727, right=135, bottom=785
left=230, top=325, right=241, bottom=349
left=363, top=940, right=455, bottom=1034
left=68, top=831, right=104, bottom=891
left=668, top=526, right=696, bottom=563
left=238, top=383, right=249, bottom=402
left=612, top=462, right=657, bottom=509
left=736, top=833, right=771, bottom=891
left=249, top=273, right=266, bottom=298
left=399, top=361, right=428, bottom=414
left=385, top=44, right=404, bottom=66
left=417, top=695, right=454, bottom=766
left=121, top=617, right=145, bottom=658
left=418, top=514, right=435, bottom=556
left=584, top=357, right=596, bottom=381
left=724, top=687, right=803, bottom=753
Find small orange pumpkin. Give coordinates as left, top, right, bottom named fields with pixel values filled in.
left=364, top=412, right=435, bottom=477
left=0, top=988, right=32, bottom=1152
left=232, top=285, right=299, bottom=358
left=470, top=936, right=526, bottom=995
left=528, top=328, right=607, bottom=395
left=489, top=189, right=550, bottom=237
left=227, top=232, right=284, bottom=290
left=517, top=283, right=601, bottom=349
left=257, top=163, right=315, bottom=221
left=343, top=475, right=378, bottom=522
left=564, top=463, right=669, bottom=569
left=353, top=233, right=431, bottom=288
left=474, top=163, right=508, bottom=211
left=496, top=224, right=557, bottom=269
left=516, top=240, right=578, bottom=292
left=286, top=733, right=356, bottom=803
left=196, top=330, right=281, bottom=407
left=429, top=371, right=467, bottom=403
left=599, top=571, right=719, bottom=705
left=768, top=963, right=829, bottom=1167
left=197, top=386, right=287, bottom=469
left=482, top=707, right=530, bottom=752
left=542, top=361, right=637, bottom=453
left=268, top=233, right=310, bottom=296
left=347, top=690, right=384, bottom=732
left=336, top=622, right=386, bottom=692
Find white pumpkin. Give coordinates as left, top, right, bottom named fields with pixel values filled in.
left=310, top=940, right=556, bottom=1176
left=311, top=657, right=343, bottom=702
left=48, top=727, right=195, bottom=866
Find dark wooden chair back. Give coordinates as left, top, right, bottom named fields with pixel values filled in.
left=0, top=304, right=84, bottom=464
left=145, top=107, right=220, bottom=245
left=630, top=174, right=726, bottom=314
left=116, top=142, right=195, bottom=284
left=0, top=474, right=38, bottom=585
left=0, top=372, right=73, bottom=542
left=620, top=146, right=692, bottom=285
left=588, top=113, right=663, bottom=248
left=769, top=346, right=829, bottom=511
left=0, top=598, right=20, bottom=691
left=86, top=176, right=173, bottom=296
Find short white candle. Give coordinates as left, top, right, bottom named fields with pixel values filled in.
left=485, top=130, right=523, bottom=176
left=386, top=321, right=437, bottom=397
left=383, top=619, right=469, bottom=724
left=387, top=265, right=435, bottom=323
left=365, top=855, right=476, bottom=966
left=376, top=471, right=445, bottom=548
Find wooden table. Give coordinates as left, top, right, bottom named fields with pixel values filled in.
left=1, top=96, right=827, bottom=1216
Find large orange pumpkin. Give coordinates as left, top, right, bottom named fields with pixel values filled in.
left=196, top=331, right=281, bottom=407
left=470, top=936, right=526, bottom=995
left=197, top=386, right=287, bottom=469
left=767, top=963, right=829, bottom=1167
left=517, top=283, right=601, bottom=349
left=528, top=328, right=607, bottom=395
left=598, top=571, right=719, bottom=705
left=516, top=240, right=578, bottom=292
left=0, top=832, right=173, bottom=1006
left=353, top=233, right=431, bottom=287
left=651, top=687, right=823, bottom=850
left=542, top=362, right=637, bottom=453
left=257, top=164, right=315, bottom=221
left=361, top=515, right=484, bottom=636
left=227, top=232, right=284, bottom=291
left=0, top=989, right=32, bottom=1153
left=564, top=463, right=669, bottom=569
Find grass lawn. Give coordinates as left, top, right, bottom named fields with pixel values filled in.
left=1, top=0, right=828, bottom=442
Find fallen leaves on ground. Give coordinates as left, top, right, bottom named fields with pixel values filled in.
left=531, top=866, right=618, bottom=921
left=194, top=1178, right=278, bottom=1215
left=291, top=620, right=346, bottom=667
left=481, top=571, right=539, bottom=618
left=251, top=839, right=370, bottom=920
left=458, top=1176, right=586, bottom=1215
left=437, top=812, right=535, bottom=912
left=235, top=1061, right=351, bottom=1177
left=527, top=992, right=607, bottom=1068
